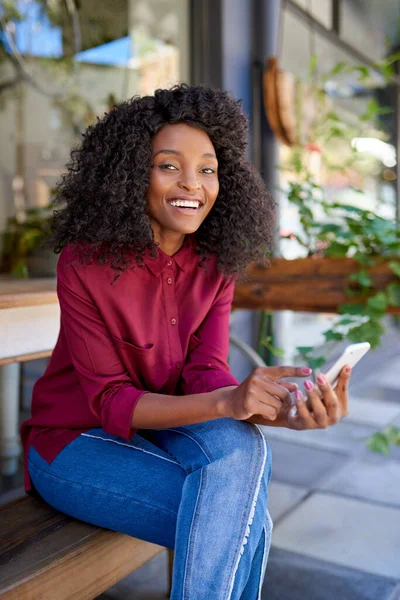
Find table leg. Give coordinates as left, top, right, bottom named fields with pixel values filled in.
left=0, top=363, right=21, bottom=476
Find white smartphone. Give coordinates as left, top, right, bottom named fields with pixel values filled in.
left=322, top=342, right=371, bottom=387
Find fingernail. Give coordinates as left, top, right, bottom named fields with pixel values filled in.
left=295, top=390, right=303, bottom=401
left=304, top=380, right=313, bottom=390
left=289, top=406, right=298, bottom=417
left=316, top=375, right=326, bottom=385
left=301, top=367, right=312, bottom=375
left=345, top=366, right=352, bottom=374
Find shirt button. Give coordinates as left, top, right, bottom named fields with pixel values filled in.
left=167, top=260, right=173, bottom=267
left=167, top=277, right=173, bottom=285
left=176, top=362, right=182, bottom=369
left=171, top=318, right=177, bottom=325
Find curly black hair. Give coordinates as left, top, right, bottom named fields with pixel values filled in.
left=49, top=84, right=275, bottom=276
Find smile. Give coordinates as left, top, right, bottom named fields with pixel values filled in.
left=167, top=197, right=204, bottom=211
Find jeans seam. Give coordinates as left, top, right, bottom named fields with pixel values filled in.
left=80, top=433, right=182, bottom=466
left=28, top=460, right=179, bottom=519
left=257, top=525, right=268, bottom=600
left=162, top=428, right=213, bottom=463
left=182, top=467, right=207, bottom=600
left=225, top=424, right=268, bottom=600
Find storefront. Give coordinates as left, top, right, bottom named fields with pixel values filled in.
left=0, top=0, right=399, bottom=372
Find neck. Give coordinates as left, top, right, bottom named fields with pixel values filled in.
left=152, top=225, right=186, bottom=256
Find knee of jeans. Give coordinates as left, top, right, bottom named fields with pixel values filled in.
left=216, top=419, right=267, bottom=465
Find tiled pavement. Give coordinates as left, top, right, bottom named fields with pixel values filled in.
left=2, top=333, right=400, bottom=599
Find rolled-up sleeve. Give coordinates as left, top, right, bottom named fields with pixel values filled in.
left=180, top=277, right=240, bottom=395
left=57, top=255, right=148, bottom=440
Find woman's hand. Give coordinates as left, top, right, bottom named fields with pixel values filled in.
left=219, top=366, right=312, bottom=422
left=285, top=365, right=351, bottom=430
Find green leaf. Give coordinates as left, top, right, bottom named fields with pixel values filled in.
left=366, top=433, right=391, bottom=455
left=296, top=346, right=314, bottom=356
left=352, top=251, right=375, bottom=266
left=260, top=336, right=285, bottom=359
left=308, top=356, right=327, bottom=370
left=324, top=330, right=344, bottom=342
left=329, top=61, right=348, bottom=76
left=366, top=292, right=388, bottom=314
left=11, top=259, right=28, bottom=278
left=354, top=65, right=371, bottom=80
left=387, top=282, right=400, bottom=307
left=336, top=318, right=356, bottom=326
left=388, top=261, right=400, bottom=278
left=383, top=426, right=400, bottom=445
left=339, top=303, right=366, bottom=315
left=348, top=270, right=373, bottom=288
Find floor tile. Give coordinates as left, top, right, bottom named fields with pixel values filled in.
left=262, top=547, right=398, bottom=600
left=267, top=438, right=346, bottom=488
left=368, top=358, right=400, bottom=390
left=264, top=420, right=375, bottom=454
left=345, top=396, right=400, bottom=428
left=268, top=481, right=308, bottom=522
left=272, top=493, right=400, bottom=579
left=357, top=385, right=400, bottom=405
left=320, top=454, right=400, bottom=507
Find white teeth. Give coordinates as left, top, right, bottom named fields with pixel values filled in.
left=169, top=199, right=200, bottom=208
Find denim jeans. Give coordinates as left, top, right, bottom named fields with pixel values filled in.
left=28, top=418, right=273, bottom=600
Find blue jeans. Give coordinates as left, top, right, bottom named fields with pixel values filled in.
left=28, top=418, right=273, bottom=599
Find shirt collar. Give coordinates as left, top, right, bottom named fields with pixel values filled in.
left=144, top=234, right=195, bottom=276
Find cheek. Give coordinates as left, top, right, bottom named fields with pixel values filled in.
left=206, top=179, right=219, bottom=202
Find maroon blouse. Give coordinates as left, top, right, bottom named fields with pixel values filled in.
left=20, top=235, right=239, bottom=492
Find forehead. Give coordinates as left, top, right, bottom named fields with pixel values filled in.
left=152, top=123, right=215, bottom=154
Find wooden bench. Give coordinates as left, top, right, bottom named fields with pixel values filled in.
left=0, top=494, right=170, bottom=600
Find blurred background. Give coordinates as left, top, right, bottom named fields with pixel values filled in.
left=1, top=1, right=400, bottom=599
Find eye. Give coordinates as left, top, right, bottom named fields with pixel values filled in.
left=201, top=167, right=216, bottom=174
left=159, top=164, right=178, bottom=171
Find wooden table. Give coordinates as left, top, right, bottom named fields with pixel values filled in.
left=0, top=278, right=59, bottom=475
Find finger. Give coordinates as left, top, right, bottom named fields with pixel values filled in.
left=254, top=392, right=283, bottom=415
left=250, top=395, right=281, bottom=421
left=261, top=379, right=293, bottom=404
left=304, top=379, right=329, bottom=428
left=288, top=390, right=317, bottom=430
left=334, top=365, right=351, bottom=416
left=315, top=374, right=340, bottom=424
left=278, top=381, right=298, bottom=393
left=254, top=365, right=312, bottom=382
left=252, top=374, right=292, bottom=406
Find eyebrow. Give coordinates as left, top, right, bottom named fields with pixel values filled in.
left=152, top=149, right=217, bottom=160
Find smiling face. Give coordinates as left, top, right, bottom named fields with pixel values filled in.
left=147, top=123, right=219, bottom=255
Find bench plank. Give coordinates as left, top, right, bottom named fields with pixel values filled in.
left=0, top=496, right=164, bottom=600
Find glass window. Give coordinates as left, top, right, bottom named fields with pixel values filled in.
left=0, top=0, right=189, bottom=232
left=290, top=0, right=332, bottom=30
left=340, top=0, right=400, bottom=63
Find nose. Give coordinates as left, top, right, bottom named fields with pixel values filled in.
left=178, top=171, right=201, bottom=192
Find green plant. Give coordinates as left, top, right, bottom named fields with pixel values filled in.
left=2, top=205, right=54, bottom=277
left=266, top=53, right=400, bottom=454
left=278, top=52, right=400, bottom=353
left=366, top=426, right=400, bottom=456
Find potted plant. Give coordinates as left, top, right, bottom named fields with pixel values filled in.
left=1, top=204, right=57, bottom=278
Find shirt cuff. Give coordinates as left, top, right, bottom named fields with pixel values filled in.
left=102, top=387, right=149, bottom=441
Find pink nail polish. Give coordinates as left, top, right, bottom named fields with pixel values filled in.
left=295, top=390, right=302, bottom=401
left=304, top=380, right=313, bottom=390
left=316, top=375, right=326, bottom=385
left=345, top=366, right=352, bottom=374
left=301, top=367, right=312, bottom=375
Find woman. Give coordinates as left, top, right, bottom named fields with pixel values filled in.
left=21, top=85, right=350, bottom=599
